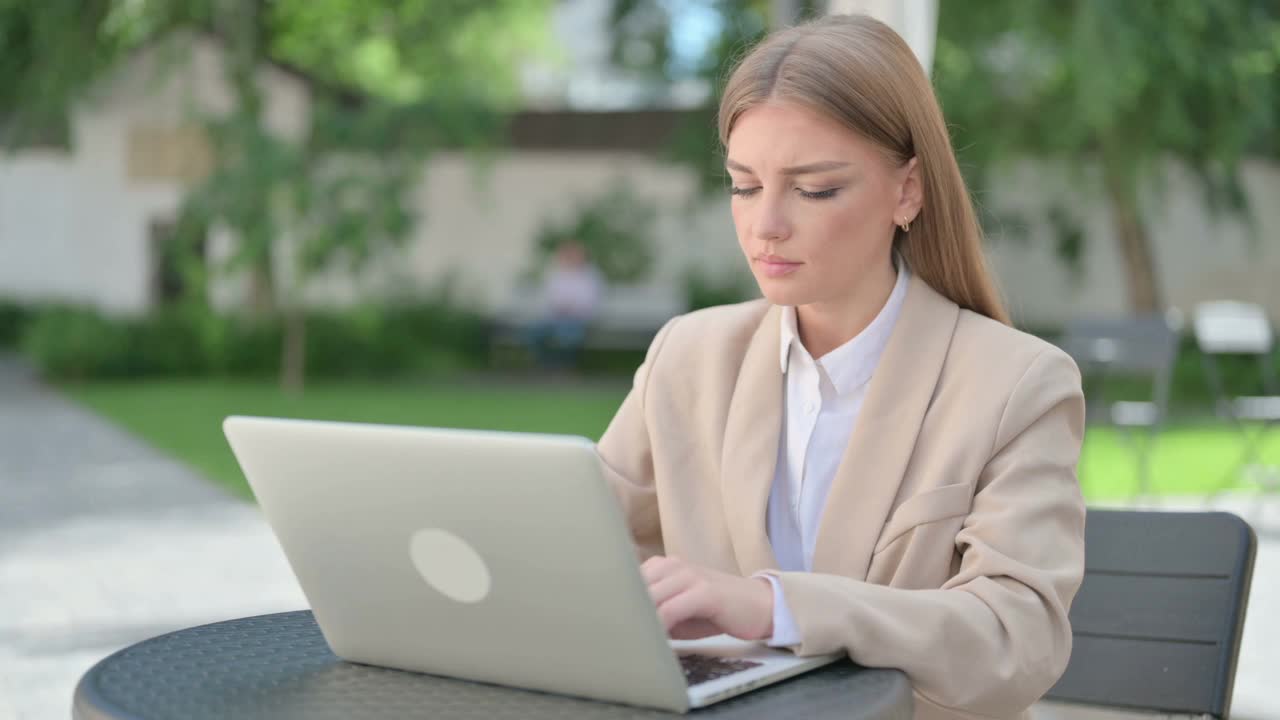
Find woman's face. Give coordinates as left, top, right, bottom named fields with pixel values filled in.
left=725, top=100, right=919, bottom=308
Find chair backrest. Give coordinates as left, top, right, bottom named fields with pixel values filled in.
left=1194, top=301, right=1275, bottom=355
left=1193, top=302, right=1279, bottom=400
left=1060, top=313, right=1183, bottom=374
left=1059, top=313, right=1184, bottom=419
left=1046, top=510, right=1256, bottom=718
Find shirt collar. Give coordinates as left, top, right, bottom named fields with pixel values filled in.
left=779, top=303, right=802, bottom=374
left=778, top=259, right=910, bottom=396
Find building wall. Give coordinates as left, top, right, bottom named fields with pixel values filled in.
left=983, top=159, right=1280, bottom=327
left=0, top=153, right=97, bottom=305
left=291, top=150, right=1280, bottom=327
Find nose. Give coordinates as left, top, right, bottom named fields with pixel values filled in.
left=752, top=193, right=792, bottom=243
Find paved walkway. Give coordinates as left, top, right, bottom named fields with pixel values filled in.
left=0, top=356, right=305, bottom=719
left=0, top=354, right=1275, bottom=719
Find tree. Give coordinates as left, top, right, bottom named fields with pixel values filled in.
left=0, top=0, right=119, bottom=147
left=173, top=0, right=547, bottom=392
left=933, top=1, right=1280, bottom=313
left=1, top=0, right=553, bottom=391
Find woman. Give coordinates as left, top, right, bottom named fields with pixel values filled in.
left=596, top=14, right=1086, bottom=720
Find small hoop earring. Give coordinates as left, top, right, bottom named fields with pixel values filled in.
left=898, top=218, right=911, bottom=233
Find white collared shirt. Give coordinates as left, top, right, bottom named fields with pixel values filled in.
left=759, top=261, right=910, bottom=646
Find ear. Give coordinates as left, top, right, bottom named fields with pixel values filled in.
left=895, top=157, right=923, bottom=226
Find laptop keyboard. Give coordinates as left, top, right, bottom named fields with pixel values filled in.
left=678, top=654, right=763, bottom=686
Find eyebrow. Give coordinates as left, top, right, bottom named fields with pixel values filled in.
left=724, top=159, right=850, bottom=176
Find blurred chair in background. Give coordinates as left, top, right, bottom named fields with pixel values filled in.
left=1059, top=311, right=1184, bottom=502
left=1193, top=301, right=1280, bottom=516
left=1037, top=509, right=1256, bottom=720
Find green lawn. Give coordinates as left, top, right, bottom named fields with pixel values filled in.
left=65, top=379, right=631, bottom=499
left=1078, top=423, right=1280, bottom=500
left=64, top=379, right=1280, bottom=502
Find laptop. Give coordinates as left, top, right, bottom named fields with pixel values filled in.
left=222, top=415, right=842, bottom=712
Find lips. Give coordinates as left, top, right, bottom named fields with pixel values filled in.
left=756, top=254, right=801, bottom=278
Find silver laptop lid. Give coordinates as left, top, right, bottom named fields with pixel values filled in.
left=223, top=415, right=690, bottom=712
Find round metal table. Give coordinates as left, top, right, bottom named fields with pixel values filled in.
left=73, top=611, right=912, bottom=719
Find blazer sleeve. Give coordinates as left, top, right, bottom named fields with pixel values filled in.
left=595, top=316, right=680, bottom=561
left=767, top=348, right=1087, bottom=718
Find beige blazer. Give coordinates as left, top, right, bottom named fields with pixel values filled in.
left=597, top=274, right=1087, bottom=720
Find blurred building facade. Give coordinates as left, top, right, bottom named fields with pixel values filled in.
left=2, top=15, right=1279, bottom=328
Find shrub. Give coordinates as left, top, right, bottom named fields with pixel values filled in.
left=0, top=300, right=31, bottom=348
left=18, top=299, right=493, bottom=382
left=682, top=266, right=757, bottom=311
left=20, top=306, right=135, bottom=379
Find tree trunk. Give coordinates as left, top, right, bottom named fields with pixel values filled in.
left=280, top=306, right=306, bottom=394
left=247, top=258, right=274, bottom=317
left=1103, top=166, right=1161, bottom=314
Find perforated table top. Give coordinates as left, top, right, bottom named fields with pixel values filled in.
left=73, top=611, right=912, bottom=719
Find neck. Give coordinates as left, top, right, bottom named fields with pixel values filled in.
left=795, top=257, right=898, bottom=360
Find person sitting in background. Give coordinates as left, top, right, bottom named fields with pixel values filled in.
left=527, top=239, right=605, bottom=370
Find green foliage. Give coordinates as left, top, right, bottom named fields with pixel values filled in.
left=268, top=0, right=552, bottom=107
left=682, top=265, right=757, bottom=310
left=18, top=298, right=491, bottom=382
left=1, top=0, right=554, bottom=126
left=936, top=2, right=1279, bottom=166
left=530, top=182, right=658, bottom=284
left=21, top=304, right=259, bottom=379
left=21, top=307, right=133, bottom=379
left=933, top=1, right=1280, bottom=258
left=0, top=0, right=117, bottom=148
left=162, top=0, right=552, bottom=319
left=0, top=300, right=31, bottom=347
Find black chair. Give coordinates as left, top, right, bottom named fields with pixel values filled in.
left=1059, top=313, right=1184, bottom=500
left=1040, top=510, right=1256, bottom=718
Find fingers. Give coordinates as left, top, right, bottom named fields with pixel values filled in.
left=647, top=572, right=690, bottom=607
left=656, top=585, right=711, bottom=632
left=640, top=554, right=680, bottom=584
left=641, top=556, right=729, bottom=637
left=644, top=557, right=702, bottom=605
left=668, top=618, right=720, bottom=640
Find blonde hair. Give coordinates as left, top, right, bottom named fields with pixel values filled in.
left=718, top=14, right=1009, bottom=324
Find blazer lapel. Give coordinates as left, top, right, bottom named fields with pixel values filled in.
left=720, top=305, right=784, bottom=575
left=811, top=275, right=960, bottom=580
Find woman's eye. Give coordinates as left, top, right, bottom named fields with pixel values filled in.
left=729, top=186, right=840, bottom=199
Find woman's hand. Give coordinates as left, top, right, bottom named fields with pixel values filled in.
left=641, top=555, right=774, bottom=641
